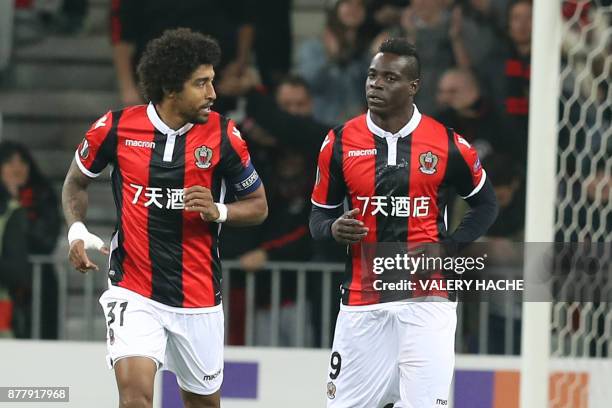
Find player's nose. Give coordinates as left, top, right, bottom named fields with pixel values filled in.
left=207, top=83, right=217, bottom=101
left=369, top=77, right=384, bottom=90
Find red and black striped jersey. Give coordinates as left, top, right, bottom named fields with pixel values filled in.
left=75, top=103, right=261, bottom=309
left=311, top=106, right=485, bottom=307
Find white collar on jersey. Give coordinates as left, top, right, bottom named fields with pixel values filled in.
left=366, top=104, right=422, bottom=139
left=146, top=102, right=194, bottom=136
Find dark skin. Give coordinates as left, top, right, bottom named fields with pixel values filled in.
left=331, top=52, right=420, bottom=245
left=62, top=64, right=267, bottom=408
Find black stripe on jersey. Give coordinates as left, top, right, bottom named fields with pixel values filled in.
left=210, top=119, right=235, bottom=304
left=373, top=135, right=390, bottom=243
left=327, top=125, right=351, bottom=306
left=148, top=130, right=186, bottom=307
left=110, top=166, right=126, bottom=283
left=209, top=202, right=222, bottom=306
left=446, top=128, right=475, bottom=197
left=219, top=117, right=245, bottom=178
left=106, top=110, right=126, bottom=284
left=394, top=136, right=412, bottom=243
left=441, top=128, right=461, bottom=302
left=435, top=128, right=456, bottom=240
left=328, top=125, right=347, bottom=205
left=373, top=134, right=411, bottom=303
left=371, top=134, right=389, bottom=304
left=91, top=110, right=121, bottom=174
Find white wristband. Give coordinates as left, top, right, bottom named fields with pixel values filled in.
left=68, top=222, right=105, bottom=250
left=68, top=222, right=87, bottom=245
left=214, top=203, right=228, bottom=223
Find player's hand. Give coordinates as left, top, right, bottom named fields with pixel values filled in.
left=184, top=186, right=220, bottom=221
left=68, top=240, right=108, bottom=273
left=331, top=208, right=369, bottom=244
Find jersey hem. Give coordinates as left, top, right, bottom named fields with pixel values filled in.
left=105, top=285, right=223, bottom=314
left=339, top=296, right=455, bottom=311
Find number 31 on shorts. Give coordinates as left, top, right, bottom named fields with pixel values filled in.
left=105, top=301, right=127, bottom=344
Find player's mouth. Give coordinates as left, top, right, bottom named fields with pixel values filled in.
left=199, top=103, right=213, bottom=115
left=366, top=93, right=386, bottom=105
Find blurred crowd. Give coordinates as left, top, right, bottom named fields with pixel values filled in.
left=1, top=0, right=610, bottom=351
left=0, top=141, right=61, bottom=339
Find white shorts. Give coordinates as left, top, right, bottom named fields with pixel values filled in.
left=326, top=302, right=457, bottom=408
left=99, top=287, right=224, bottom=395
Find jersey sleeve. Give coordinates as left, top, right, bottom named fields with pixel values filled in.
left=75, top=111, right=116, bottom=178
left=311, top=129, right=345, bottom=208
left=218, top=119, right=262, bottom=197
left=447, top=131, right=486, bottom=199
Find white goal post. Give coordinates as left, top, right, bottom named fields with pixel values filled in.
left=522, top=1, right=612, bottom=407
left=520, top=0, right=562, bottom=407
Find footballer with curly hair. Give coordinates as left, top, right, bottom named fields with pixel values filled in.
left=62, top=28, right=267, bottom=408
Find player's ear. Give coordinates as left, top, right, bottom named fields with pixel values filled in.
left=163, top=87, right=175, bottom=99
left=409, top=79, right=420, bottom=96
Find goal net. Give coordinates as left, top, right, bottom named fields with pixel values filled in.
left=546, top=1, right=611, bottom=407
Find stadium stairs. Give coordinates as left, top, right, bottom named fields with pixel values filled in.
left=0, top=0, right=327, bottom=340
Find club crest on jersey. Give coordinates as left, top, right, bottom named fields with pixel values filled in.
left=327, top=382, right=336, bottom=399
left=194, top=146, right=213, bottom=169
left=419, top=151, right=438, bottom=175
left=79, top=138, right=90, bottom=159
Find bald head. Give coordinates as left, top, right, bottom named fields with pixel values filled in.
left=436, top=68, right=481, bottom=111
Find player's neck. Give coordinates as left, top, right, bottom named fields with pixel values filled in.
left=155, top=102, right=188, bottom=131
left=370, top=104, right=415, bottom=135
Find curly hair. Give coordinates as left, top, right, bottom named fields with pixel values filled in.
left=137, top=28, right=221, bottom=104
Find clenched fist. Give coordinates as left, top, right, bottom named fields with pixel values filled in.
left=184, top=186, right=220, bottom=221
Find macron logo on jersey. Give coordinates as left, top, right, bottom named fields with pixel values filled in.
left=348, top=148, right=377, bottom=157
left=125, top=139, right=156, bottom=149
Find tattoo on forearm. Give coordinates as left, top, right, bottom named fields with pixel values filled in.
left=62, top=163, right=90, bottom=226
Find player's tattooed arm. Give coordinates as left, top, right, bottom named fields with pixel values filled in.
left=62, top=159, right=107, bottom=272
left=62, top=159, right=92, bottom=226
